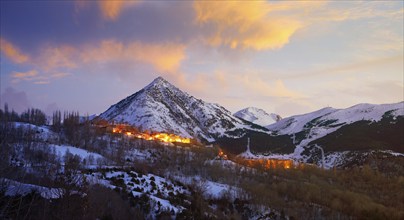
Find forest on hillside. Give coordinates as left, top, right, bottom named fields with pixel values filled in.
left=0, top=106, right=403, bottom=219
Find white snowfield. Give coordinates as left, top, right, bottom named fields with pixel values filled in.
left=8, top=123, right=107, bottom=167
left=14, top=122, right=58, bottom=140
left=50, top=144, right=105, bottom=165
left=234, top=107, right=281, bottom=127
left=51, top=144, right=103, bottom=159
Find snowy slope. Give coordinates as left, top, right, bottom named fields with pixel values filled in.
left=86, top=170, right=188, bottom=216
left=262, top=102, right=404, bottom=164
left=50, top=144, right=105, bottom=164
left=267, top=102, right=403, bottom=136
left=99, top=77, right=268, bottom=142
left=172, top=175, right=240, bottom=200
left=14, top=122, right=58, bottom=141
left=1, top=178, right=63, bottom=199
left=234, top=107, right=281, bottom=127
left=266, top=107, right=337, bottom=135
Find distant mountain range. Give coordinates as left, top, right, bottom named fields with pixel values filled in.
left=98, top=76, right=403, bottom=166
left=234, top=107, right=281, bottom=127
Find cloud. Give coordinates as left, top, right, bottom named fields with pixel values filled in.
left=0, top=38, right=30, bottom=64
left=325, top=79, right=403, bottom=104
left=99, top=1, right=141, bottom=21
left=193, top=1, right=304, bottom=50
left=78, top=40, right=186, bottom=72
left=75, top=0, right=141, bottom=21
left=0, top=37, right=74, bottom=84
left=130, top=42, right=186, bottom=72
left=50, top=72, right=70, bottom=79
left=10, top=70, right=70, bottom=84
left=171, top=70, right=309, bottom=117
left=34, top=81, right=50, bottom=85
left=11, top=70, right=41, bottom=83
left=0, top=87, right=31, bottom=113
left=175, top=70, right=301, bottom=104
left=274, top=100, right=314, bottom=117
left=11, top=70, right=38, bottom=80
left=313, top=2, right=403, bottom=22
left=3, top=38, right=186, bottom=84
left=234, top=73, right=301, bottom=98
left=2, top=37, right=186, bottom=74
left=366, top=81, right=404, bottom=102
left=298, top=75, right=403, bottom=112
left=286, top=55, right=404, bottom=79
left=214, top=71, right=228, bottom=89
left=356, top=29, right=403, bottom=54
left=39, top=45, right=78, bottom=71
left=99, top=1, right=126, bottom=20
left=193, top=1, right=403, bottom=52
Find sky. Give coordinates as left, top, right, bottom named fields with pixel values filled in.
left=0, top=1, right=403, bottom=117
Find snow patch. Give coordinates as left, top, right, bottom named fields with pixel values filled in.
left=1, top=178, right=63, bottom=199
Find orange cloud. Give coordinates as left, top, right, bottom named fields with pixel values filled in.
left=0, top=38, right=30, bottom=63
left=236, top=74, right=300, bottom=98
left=10, top=69, right=70, bottom=84
left=74, top=0, right=141, bottom=21
left=39, top=45, right=78, bottom=71
left=194, top=1, right=303, bottom=50
left=3, top=39, right=185, bottom=80
left=80, top=40, right=124, bottom=63
left=99, top=1, right=141, bottom=21
left=129, top=42, right=186, bottom=72
left=11, top=70, right=45, bottom=84
left=99, top=1, right=125, bottom=20
left=1, top=35, right=186, bottom=74
left=194, top=1, right=401, bottom=51
left=80, top=40, right=186, bottom=72
left=11, top=70, right=38, bottom=80
left=182, top=70, right=301, bottom=101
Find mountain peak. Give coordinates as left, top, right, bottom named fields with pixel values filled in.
left=99, top=76, right=268, bottom=142
left=153, top=76, right=168, bottom=83
left=146, top=76, right=171, bottom=88
left=244, top=107, right=268, bottom=115
left=234, top=107, right=281, bottom=127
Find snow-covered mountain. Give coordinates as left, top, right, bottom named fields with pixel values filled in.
left=267, top=102, right=403, bottom=138
left=261, top=102, right=404, bottom=166
left=99, top=77, right=268, bottom=142
left=234, top=107, right=281, bottom=127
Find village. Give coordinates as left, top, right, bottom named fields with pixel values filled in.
left=98, top=121, right=192, bottom=144
left=103, top=121, right=297, bottom=170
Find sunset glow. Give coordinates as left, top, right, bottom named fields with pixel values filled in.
left=0, top=1, right=402, bottom=116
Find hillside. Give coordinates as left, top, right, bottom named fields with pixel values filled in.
left=1, top=116, right=403, bottom=219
